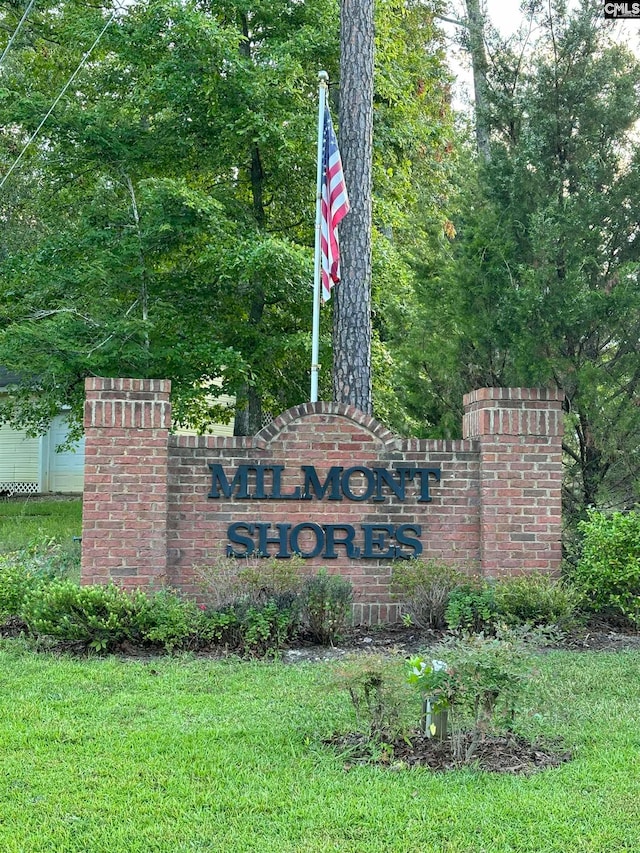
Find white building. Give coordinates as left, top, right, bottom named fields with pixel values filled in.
left=0, top=370, right=235, bottom=495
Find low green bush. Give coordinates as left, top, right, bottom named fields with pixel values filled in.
left=201, top=592, right=301, bottom=655
left=195, top=555, right=304, bottom=609
left=0, top=558, right=37, bottom=620
left=494, top=573, right=583, bottom=629
left=22, top=580, right=152, bottom=652
left=300, top=569, right=353, bottom=645
left=142, top=589, right=203, bottom=652
left=5, top=550, right=354, bottom=655
left=572, top=509, right=640, bottom=627
left=391, top=559, right=465, bottom=629
left=0, top=544, right=75, bottom=620
left=445, top=580, right=498, bottom=634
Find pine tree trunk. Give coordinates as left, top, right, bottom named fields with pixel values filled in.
left=333, top=0, right=374, bottom=414
left=465, top=0, right=491, bottom=162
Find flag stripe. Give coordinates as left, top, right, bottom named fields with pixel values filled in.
left=320, top=106, right=349, bottom=302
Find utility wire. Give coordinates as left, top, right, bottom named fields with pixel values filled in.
left=0, top=5, right=121, bottom=190
left=0, top=0, right=36, bottom=68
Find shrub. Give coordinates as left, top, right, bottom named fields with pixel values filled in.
left=445, top=580, right=498, bottom=634
left=300, top=569, right=353, bottom=645
left=409, top=630, right=535, bottom=763
left=141, top=589, right=202, bottom=652
left=494, top=573, right=583, bottom=629
left=572, top=510, right=640, bottom=627
left=195, top=555, right=304, bottom=609
left=195, top=555, right=306, bottom=654
left=0, top=544, right=74, bottom=621
left=201, top=593, right=300, bottom=655
left=22, top=581, right=151, bottom=652
left=0, top=557, right=38, bottom=620
left=391, top=559, right=465, bottom=630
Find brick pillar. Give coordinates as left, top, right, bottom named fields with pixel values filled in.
left=462, top=387, right=564, bottom=577
left=81, top=378, right=171, bottom=588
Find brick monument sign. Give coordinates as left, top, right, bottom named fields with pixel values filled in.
left=81, top=378, right=563, bottom=623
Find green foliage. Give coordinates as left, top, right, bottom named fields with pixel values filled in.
left=445, top=580, right=498, bottom=634
left=0, top=557, right=41, bottom=620
left=401, top=3, right=640, bottom=528
left=198, top=558, right=353, bottom=652
left=411, top=630, right=535, bottom=762
left=22, top=581, right=151, bottom=652
left=204, top=594, right=301, bottom=656
left=332, top=655, right=414, bottom=743
left=0, top=0, right=453, bottom=435
left=391, top=559, right=465, bottom=629
left=406, top=656, right=451, bottom=724
left=195, top=555, right=304, bottom=609
left=0, top=544, right=76, bottom=620
left=572, top=510, right=640, bottom=627
left=300, top=569, right=353, bottom=645
left=141, top=588, right=202, bottom=652
left=494, top=574, right=583, bottom=630
left=3, top=548, right=350, bottom=655
left=196, top=556, right=307, bottom=653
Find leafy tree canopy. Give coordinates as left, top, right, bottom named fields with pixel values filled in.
left=399, top=0, right=640, bottom=524
left=0, top=0, right=453, bottom=437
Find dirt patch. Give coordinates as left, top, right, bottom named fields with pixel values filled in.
left=0, top=616, right=29, bottom=638
left=281, top=623, right=640, bottom=663
left=325, top=730, right=572, bottom=775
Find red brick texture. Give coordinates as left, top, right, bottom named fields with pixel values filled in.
left=81, top=378, right=171, bottom=589
left=462, top=387, right=564, bottom=577
left=81, top=380, right=564, bottom=623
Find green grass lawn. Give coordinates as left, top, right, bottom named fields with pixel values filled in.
left=0, top=644, right=639, bottom=853
left=0, top=499, right=82, bottom=553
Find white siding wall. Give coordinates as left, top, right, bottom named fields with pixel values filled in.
left=0, top=424, right=39, bottom=483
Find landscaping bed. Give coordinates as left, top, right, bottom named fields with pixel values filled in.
left=326, top=730, right=572, bottom=775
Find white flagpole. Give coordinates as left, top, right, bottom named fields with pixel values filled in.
left=310, top=70, right=328, bottom=403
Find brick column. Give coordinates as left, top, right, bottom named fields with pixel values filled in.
left=462, top=387, right=564, bottom=577
left=81, top=378, right=171, bottom=588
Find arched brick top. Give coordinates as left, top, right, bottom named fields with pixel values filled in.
left=252, top=401, right=401, bottom=450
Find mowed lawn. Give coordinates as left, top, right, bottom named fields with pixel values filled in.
left=0, top=644, right=640, bottom=853
left=0, top=499, right=82, bottom=553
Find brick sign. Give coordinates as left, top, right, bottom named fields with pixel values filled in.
left=208, top=462, right=441, bottom=560
left=81, top=380, right=563, bottom=624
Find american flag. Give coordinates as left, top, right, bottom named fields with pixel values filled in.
left=321, top=105, right=350, bottom=302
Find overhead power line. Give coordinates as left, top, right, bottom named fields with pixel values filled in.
left=0, top=5, right=121, bottom=191
left=0, top=0, right=36, bottom=68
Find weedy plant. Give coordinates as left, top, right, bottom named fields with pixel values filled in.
left=445, top=580, right=498, bottom=634
left=332, top=655, right=415, bottom=746
left=195, top=555, right=305, bottom=609
left=0, top=543, right=79, bottom=621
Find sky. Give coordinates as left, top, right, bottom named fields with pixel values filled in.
left=446, top=0, right=640, bottom=108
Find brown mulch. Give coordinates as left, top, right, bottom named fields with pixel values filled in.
left=325, top=730, right=572, bottom=775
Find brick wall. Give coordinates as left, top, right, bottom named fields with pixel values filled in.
left=81, top=378, right=170, bottom=588
left=81, top=379, right=564, bottom=623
